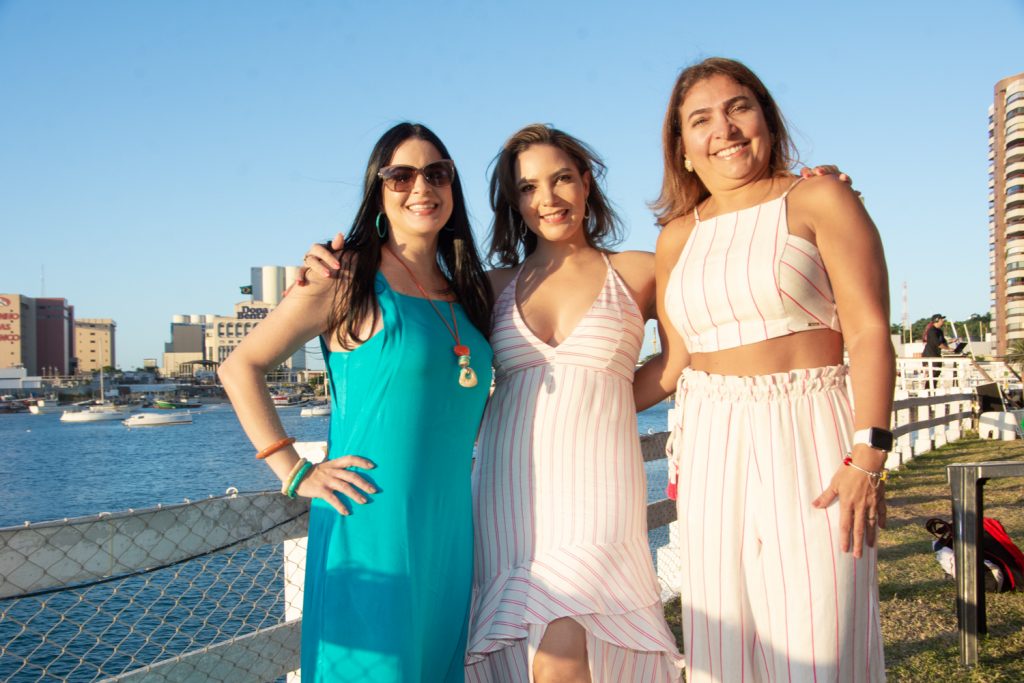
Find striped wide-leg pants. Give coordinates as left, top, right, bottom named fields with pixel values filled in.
left=671, top=365, right=885, bottom=683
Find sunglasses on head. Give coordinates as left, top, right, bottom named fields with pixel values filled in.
left=377, top=160, right=456, bottom=192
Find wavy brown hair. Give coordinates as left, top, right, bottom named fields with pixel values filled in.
left=488, top=124, right=622, bottom=267
left=327, top=123, right=493, bottom=347
left=651, top=57, right=798, bottom=225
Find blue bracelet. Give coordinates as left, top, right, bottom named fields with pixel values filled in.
left=286, top=461, right=314, bottom=499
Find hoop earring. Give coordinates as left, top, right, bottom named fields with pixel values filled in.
left=683, top=157, right=694, bottom=173
left=375, top=212, right=387, bottom=239
left=583, top=203, right=591, bottom=226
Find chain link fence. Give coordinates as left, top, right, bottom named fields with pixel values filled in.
left=0, top=491, right=310, bottom=682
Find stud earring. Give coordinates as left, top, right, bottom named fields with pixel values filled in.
left=375, top=212, right=388, bottom=239
left=683, top=157, right=694, bottom=173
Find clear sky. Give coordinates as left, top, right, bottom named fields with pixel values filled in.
left=1, top=1, right=1022, bottom=369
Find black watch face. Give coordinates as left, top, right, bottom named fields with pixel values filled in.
left=872, top=429, right=894, bottom=452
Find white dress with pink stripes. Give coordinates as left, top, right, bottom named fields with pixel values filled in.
left=466, top=255, right=683, bottom=682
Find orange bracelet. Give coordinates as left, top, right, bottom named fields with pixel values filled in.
left=256, top=436, right=296, bottom=460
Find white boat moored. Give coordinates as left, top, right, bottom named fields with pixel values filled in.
left=60, top=405, right=130, bottom=423
left=29, top=399, right=61, bottom=415
left=123, top=412, right=194, bottom=427
left=300, top=402, right=330, bottom=417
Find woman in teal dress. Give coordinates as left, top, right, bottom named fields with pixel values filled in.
left=219, top=123, right=493, bottom=682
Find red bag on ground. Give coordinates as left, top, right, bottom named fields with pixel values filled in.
left=926, top=517, right=1024, bottom=592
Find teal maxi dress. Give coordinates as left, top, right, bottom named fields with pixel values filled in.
left=302, top=272, right=492, bottom=682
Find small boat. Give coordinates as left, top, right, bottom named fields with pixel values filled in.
left=300, top=402, right=330, bottom=417
left=154, top=398, right=202, bottom=410
left=60, top=404, right=130, bottom=423
left=123, top=412, right=193, bottom=427
left=29, top=398, right=61, bottom=415
left=272, top=394, right=308, bottom=408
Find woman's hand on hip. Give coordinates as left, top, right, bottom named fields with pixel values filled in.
left=295, top=454, right=377, bottom=515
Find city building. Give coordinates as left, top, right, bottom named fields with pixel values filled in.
left=161, top=266, right=306, bottom=377
left=75, top=318, right=116, bottom=373
left=36, top=298, right=75, bottom=375
left=250, top=266, right=302, bottom=306
left=0, top=293, right=80, bottom=376
left=161, top=314, right=211, bottom=377
left=989, top=71, right=1024, bottom=356
left=0, top=294, right=36, bottom=373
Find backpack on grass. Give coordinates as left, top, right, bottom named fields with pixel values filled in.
left=926, top=517, right=1024, bottom=592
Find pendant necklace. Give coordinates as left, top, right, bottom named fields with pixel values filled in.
left=385, top=246, right=478, bottom=388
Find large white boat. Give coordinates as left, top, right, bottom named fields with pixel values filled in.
left=123, top=412, right=193, bottom=428
left=60, top=405, right=130, bottom=423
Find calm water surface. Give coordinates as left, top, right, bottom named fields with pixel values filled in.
left=0, top=402, right=672, bottom=527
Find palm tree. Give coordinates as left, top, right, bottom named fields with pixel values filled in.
left=1006, top=339, right=1024, bottom=373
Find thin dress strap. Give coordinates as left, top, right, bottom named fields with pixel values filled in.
left=781, top=175, right=806, bottom=198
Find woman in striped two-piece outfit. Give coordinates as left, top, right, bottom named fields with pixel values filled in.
left=646, top=57, right=893, bottom=682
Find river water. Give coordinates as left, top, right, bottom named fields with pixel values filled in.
left=0, top=402, right=672, bottom=527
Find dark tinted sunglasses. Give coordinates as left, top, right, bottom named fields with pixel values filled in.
left=377, top=160, right=456, bottom=192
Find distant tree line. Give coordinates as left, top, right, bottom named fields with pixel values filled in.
left=890, top=313, right=991, bottom=342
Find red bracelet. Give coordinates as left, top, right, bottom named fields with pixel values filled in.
left=256, top=436, right=296, bottom=460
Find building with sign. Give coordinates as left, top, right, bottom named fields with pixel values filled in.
left=0, top=293, right=81, bottom=375
left=75, top=318, right=116, bottom=373
left=0, top=294, right=36, bottom=372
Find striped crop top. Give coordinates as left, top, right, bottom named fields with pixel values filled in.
left=664, top=178, right=841, bottom=353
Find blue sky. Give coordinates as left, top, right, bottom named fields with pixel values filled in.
left=1, top=1, right=1022, bottom=369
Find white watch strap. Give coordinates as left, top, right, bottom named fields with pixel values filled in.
left=853, top=428, right=872, bottom=447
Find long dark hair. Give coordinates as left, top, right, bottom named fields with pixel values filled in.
left=488, top=124, right=622, bottom=267
left=651, top=57, right=798, bottom=225
left=327, top=123, right=493, bottom=347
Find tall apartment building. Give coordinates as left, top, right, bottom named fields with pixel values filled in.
left=989, top=72, right=1024, bottom=356
left=75, top=318, right=116, bottom=372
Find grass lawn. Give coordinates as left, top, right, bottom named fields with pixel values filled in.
left=662, top=433, right=1024, bottom=682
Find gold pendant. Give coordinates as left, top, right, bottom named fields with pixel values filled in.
left=459, top=366, right=478, bottom=388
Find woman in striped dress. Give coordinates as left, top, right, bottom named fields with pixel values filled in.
left=464, top=124, right=683, bottom=682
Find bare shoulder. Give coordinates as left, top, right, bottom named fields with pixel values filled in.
left=787, top=174, right=861, bottom=214
left=486, top=266, right=518, bottom=297
left=608, top=250, right=655, bottom=288
left=656, top=214, right=695, bottom=266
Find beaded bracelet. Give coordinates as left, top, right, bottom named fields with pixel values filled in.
left=843, top=456, right=888, bottom=489
left=280, top=458, right=309, bottom=496
left=256, top=436, right=296, bottom=460
left=286, top=461, right=315, bottom=499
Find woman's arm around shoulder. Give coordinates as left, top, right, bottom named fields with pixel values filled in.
left=632, top=218, right=693, bottom=412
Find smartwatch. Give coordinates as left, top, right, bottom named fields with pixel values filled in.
left=853, top=427, right=894, bottom=452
